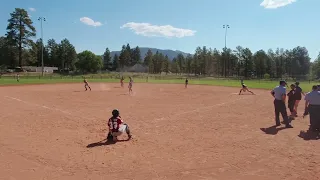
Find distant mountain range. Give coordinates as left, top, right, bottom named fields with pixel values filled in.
left=110, top=47, right=191, bottom=61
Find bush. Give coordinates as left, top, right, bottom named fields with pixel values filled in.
left=264, top=73, right=270, bottom=79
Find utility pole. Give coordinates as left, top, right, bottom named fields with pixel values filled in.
left=38, top=17, right=46, bottom=76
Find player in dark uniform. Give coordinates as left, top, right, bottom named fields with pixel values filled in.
left=239, top=79, right=254, bottom=95
left=84, top=78, right=91, bottom=91
left=294, top=82, right=305, bottom=117
left=287, top=84, right=297, bottom=120
left=185, top=78, right=188, bottom=88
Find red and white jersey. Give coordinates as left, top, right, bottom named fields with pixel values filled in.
left=108, top=116, right=123, bottom=132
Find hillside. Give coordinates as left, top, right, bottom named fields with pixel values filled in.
left=110, top=47, right=191, bottom=61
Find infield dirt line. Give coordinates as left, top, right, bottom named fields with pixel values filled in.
left=4, top=96, right=95, bottom=122
left=154, top=96, right=250, bottom=121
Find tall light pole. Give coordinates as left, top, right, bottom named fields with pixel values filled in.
left=222, top=24, right=230, bottom=49
left=222, top=25, right=230, bottom=77
left=38, top=17, right=46, bottom=76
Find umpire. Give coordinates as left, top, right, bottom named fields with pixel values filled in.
left=304, top=85, right=320, bottom=132
left=271, top=80, right=293, bottom=128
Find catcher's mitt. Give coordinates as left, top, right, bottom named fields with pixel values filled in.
left=107, top=132, right=113, bottom=141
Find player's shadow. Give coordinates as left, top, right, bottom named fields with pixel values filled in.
left=86, top=139, right=130, bottom=148
left=298, top=130, right=320, bottom=140
left=260, top=125, right=286, bottom=135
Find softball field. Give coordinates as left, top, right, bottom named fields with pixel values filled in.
left=0, top=83, right=319, bottom=180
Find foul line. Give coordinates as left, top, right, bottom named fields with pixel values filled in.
left=4, top=96, right=94, bottom=121
left=155, top=96, right=249, bottom=121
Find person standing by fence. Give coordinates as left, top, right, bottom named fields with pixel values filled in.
left=303, top=85, right=320, bottom=132
left=270, top=80, right=293, bottom=128
left=16, top=73, right=20, bottom=82
left=294, top=82, right=305, bottom=117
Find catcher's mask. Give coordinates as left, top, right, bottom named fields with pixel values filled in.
left=112, top=109, right=119, bottom=117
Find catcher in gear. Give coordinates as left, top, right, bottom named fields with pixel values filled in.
left=107, top=109, right=132, bottom=142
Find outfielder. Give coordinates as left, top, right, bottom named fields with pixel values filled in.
left=107, top=109, right=132, bottom=142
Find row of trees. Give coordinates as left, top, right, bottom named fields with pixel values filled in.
left=164, top=46, right=311, bottom=79
left=0, top=8, right=319, bottom=79
left=0, top=8, right=101, bottom=73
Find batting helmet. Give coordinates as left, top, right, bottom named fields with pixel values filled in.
left=112, top=109, right=119, bottom=117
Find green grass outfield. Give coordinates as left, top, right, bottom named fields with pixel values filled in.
left=0, top=77, right=317, bottom=91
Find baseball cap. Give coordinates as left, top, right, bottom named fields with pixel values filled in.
left=312, top=85, right=318, bottom=90
left=279, top=80, right=287, bottom=85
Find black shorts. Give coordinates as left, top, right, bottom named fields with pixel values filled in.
left=288, top=101, right=295, bottom=112
left=242, top=85, right=247, bottom=88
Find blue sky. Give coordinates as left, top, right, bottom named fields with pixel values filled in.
left=0, top=0, right=319, bottom=60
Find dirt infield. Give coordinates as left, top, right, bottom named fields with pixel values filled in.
left=0, top=83, right=319, bottom=180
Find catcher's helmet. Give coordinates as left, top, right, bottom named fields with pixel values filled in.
left=112, top=109, right=119, bottom=117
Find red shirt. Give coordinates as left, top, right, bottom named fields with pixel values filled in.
left=108, top=116, right=123, bottom=132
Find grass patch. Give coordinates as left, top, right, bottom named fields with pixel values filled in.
left=0, top=77, right=317, bottom=91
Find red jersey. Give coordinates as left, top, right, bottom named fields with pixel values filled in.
left=108, top=116, right=123, bottom=132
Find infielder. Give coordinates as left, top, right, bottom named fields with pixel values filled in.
left=128, top=77, right=133, bottom=94
left=120, top=77, right=124, bottom=88
left=84, top=78, right=91, bottom=91
left=239, top=79, right=254, bottom=95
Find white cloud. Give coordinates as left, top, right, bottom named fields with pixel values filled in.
left=29, top=7, right=36, bottom=12
left=120, top=22, right=196, bottom=38
left=79, top=17, right=102, bottom=27
left=260, top=0, right=296, bottom=9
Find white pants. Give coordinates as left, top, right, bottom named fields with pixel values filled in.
left=111, top=124, right=128, bottom=137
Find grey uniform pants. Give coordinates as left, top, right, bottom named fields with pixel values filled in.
left=274, top=99, right=289, bottom=125
left=308, top=105, right=320, bottom=130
